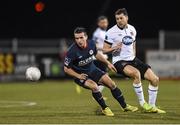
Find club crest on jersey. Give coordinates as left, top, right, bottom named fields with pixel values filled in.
left=89, top=50, right=94, bottom=55
left=122, top=36, right=133, bottom=45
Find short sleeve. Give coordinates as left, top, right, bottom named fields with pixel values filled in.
left=92, top=31, right=98, bottom=43
left=91, top=40, right=98, bottom=55
left=104, top=31, right=114, bottom=45
left=131, top=26, right=137, bottom=41
left=64, top=50, right=75, bottom=68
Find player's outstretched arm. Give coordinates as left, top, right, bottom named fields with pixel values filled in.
left=64, top=66, right=87, bottom=80
left=103, top=42, right=122, bottom=54
left=95, top=52, right=117, bottom=73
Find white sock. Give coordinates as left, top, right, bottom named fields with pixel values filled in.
left=133, top=83, right=145, bottom=106
left=98, top=85, right=104, bottom=92
left=148, top=84, right=158, bottom=107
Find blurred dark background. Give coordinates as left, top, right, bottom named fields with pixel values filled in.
left=0, top=0, right=180, bottom=81
left=0, top=0, right=179, bottom=39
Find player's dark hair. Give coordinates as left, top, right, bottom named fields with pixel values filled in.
left=115, top=8, right=128, bottom=16
left=74, top=27, right=87, bottom=35
left=97, top=15, right=108, bottom=23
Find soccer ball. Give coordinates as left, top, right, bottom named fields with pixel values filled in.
left=26, top=67, right=41, bottom=81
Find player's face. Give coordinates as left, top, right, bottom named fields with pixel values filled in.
left=115, top=14, right=128, bottom=28
left=74, top=32, right=88, bottom=48
left=98, top=19, right=108, bottom=30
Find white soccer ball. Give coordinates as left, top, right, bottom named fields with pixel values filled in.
left=26, top=67, right=41, bottom=81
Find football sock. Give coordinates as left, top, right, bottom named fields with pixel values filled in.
left=111, top=87, right=127, bottom=108
left=133, top=83, right=145, bottom=106
left=92, top=91, right=107, bottom=110
left=148, top=84, right=158, bottom=107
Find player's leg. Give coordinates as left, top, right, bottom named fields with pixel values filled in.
left=75, top=78, right=106, bottom=109
left=99, top=74, right=138, bottom=112
left=144, top=68, right=159, bottom=107
left=114, top=61, right=152, bottom=111
left=83, top=79, right=114, bottom=116
left=123, top=65, right=147, bottom=107
left=93, top=60, right=106, bottom=93
left=144, top=68, right=166, bottom=113
left=132, top=57, right=165, bottom=113
left=84, top=79, right=114, bottom=116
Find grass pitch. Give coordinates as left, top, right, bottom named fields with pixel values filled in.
left=0, top=79, right=180, bottom=124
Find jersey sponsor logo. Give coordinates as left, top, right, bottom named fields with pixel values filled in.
left=122, top=36, right=133, bottom=45
left=89, top=50, right=94, bottom=55
left=64, top=57, right=71, bottom=66
left=78, top=56, right=94, bottom=66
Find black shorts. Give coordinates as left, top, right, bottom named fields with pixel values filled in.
left=114, top=57, right=151, bottom=79
left=74, top=68, right=106, bottom=88
left=93, top=60, right=107, bottom=72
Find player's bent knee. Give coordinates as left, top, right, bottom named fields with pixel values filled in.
left=90, top=83, right=99, bottom=92
left=91, top=85, right=99, bottom=92
left=85, top=80, right=99, bottom=92
left=152, top=76, right=159, bottom=85
left=110, top=83, right=117, bottom=90
left=100, top=74, right=116, bottom=89
left=106, top=81, right=116, bottom=90
left=106, top=80, right=117, bottom=90
left=130, top=70, right=141, bottom=79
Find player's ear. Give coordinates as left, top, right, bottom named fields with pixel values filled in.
left=85, top=34, right=88, bottom=39
left=126, top=16, right=129, bottom=21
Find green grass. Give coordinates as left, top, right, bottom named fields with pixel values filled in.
left=0, top=79, right=180, bottom=124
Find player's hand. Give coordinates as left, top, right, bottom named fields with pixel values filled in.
left=107, top=63, right=117, bottom=73
left=112, top=43, right=122, bottom=52
left=78, top=73, right=88, bottom=80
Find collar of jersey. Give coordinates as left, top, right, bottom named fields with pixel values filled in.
left=117, top=24, right=128, bottom=30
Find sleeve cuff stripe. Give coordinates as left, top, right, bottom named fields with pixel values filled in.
left=104, top=40, right=113, bottom=45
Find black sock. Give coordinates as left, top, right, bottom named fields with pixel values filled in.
left=92, top=92, right=107, bottom=110
left=111, top=87, right=127, bottom=108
